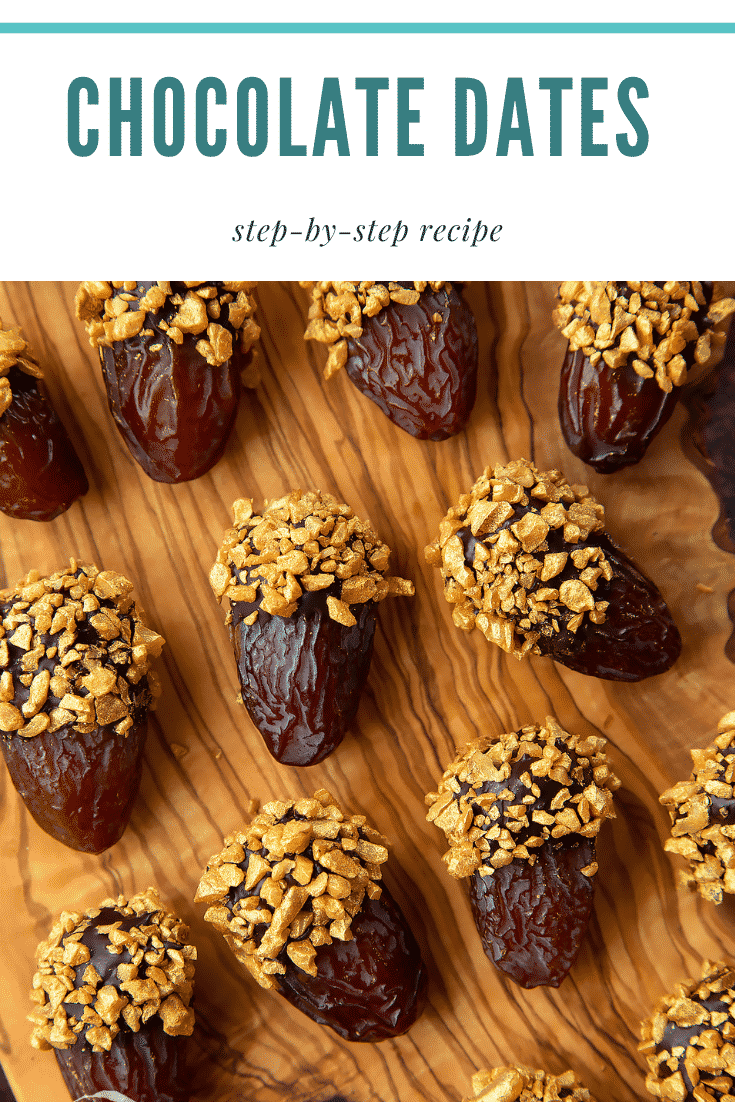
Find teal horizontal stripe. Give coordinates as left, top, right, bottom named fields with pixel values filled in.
left=0, top=21, right=734, bottom=33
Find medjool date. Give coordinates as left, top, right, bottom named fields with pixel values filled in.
left=553, top=281, right=734, bottom=473
left=29, top=889, right=196, bottom=1102
left=210, top=491, right=413, bottom=766
left=425, top=457, right=681, bottom=681
left=75, top=281, right=259, bottom=483
left=302, top=280, right=478, bottom=440
left=426, top=718, right=618, bottom=988
left=0, top=560, right=164, bottom=853
left=195, top=789, right=427, bottom=1040
left=0, top=319, right=87, bottom=521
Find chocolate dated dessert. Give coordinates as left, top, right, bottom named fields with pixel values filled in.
left=210, top=490, right=414, bottom=766
left=0, top=316, right=88, bottom=520
left=425, top=458, right=681, bottom=681
left=639, top=960, right=735, bottom=1102
left=464, top=1065, right=598, bottom=1102
left=0, top=560, right=164, bottom=853
left=195, top=788, right=427, bottom=1041
left=302, top=281, right=478, bottom=439
left=28, top=888, right=196, bottom=1102
left=426, top=718, right=618, bottom=988
left=553, top=281, right=735, bottom=473
left=660, top=710, right=735, bottom=904
left=75, top=281, right=260, bottom=483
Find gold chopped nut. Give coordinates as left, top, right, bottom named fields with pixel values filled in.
left=0, top=560, right=164, bottom=740
left=464, top=1064, right=597, bottom=1102
left=210, top=490, right=413, bottom=622
left=425, top=460, right=610, bottom=659
left=553, top=282, right=735, bottom=392
left=75, top=281, right=260, bottom=374
left=0, top=317, right=46, bottom=418
left=426, top=717, right=618, bottom=879
left=640, top=961, right=735, bottom=1102
left=29, top=888, right=196, bottom=1052
left=660, top=711, right=735, bottom=904
left=301, top=282, right=448, bottom=378
left=195, top=790, right=389, bottom=990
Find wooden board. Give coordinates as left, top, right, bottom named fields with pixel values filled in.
left=1, top=281, right=734, bottom=1102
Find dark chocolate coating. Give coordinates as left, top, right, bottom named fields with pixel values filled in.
left=652, top=986, right=731, bottom=1102
left=100, top=281, right=246, bottom=484
left=461, top=515, right=681, bottom=682
left=344, top=284, right=478, bottom=440
left=558, top=281, right=714, bottom=473
left=274, top=887, right=427, bottom=1042
left=230, top=583, right=377, bottom=767
left=469, top=840, right=596, bottom=989
left=1, top=716, right=147, bottom=853
left=0, top=365, right=88, bottom=521
left=55, top=1017, right=190, bottom=1102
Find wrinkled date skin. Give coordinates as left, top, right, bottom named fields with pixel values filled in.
left=100, top=281, right=246, bottom=484
left=538, top=534, right=682, bottom=681
left=559, top=346, right=680, bottom=473
left=1, top=717, right=148, bottom=854
left=469, top=840, right=596, bottom=988
left=56, top=1018, right=189, bottom=1102
left=273, top=887, right=427, bottom=1041
left=55, top=906, right=192, bottom=1102
left=344, top=284, right=479, bottom=440
left=230, top=586, right=377, bottom=766
left=0, top=366, right=88, bottom=521
left=558, top=281, right=713, bottom=473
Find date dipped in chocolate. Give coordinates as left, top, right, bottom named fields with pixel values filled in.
left=75, top=281, right=260, bottom=483
left=464, top=1064, right=598, bottom=1102
left=425, top=458, right=681, bottom=681
left=660, top=709, right=735, bottom=905
left=28, top=888, right=196, bottom=1102
left=553, top=281, right=735, bottom=473
left=639, top=960, right=735, bottom=1102
left=426, top=718, right=619, bottom=988
left=0, top=317, right=88, bottom=521
left=195, top=789, right=427, bottom=1041
left=210, top=491, right=414, bottom=766
left=302, top=281, right=478, bottom=440
left=0, top=560, right=164, bottom=853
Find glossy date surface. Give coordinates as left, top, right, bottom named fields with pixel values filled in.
left=344, top=284, right=478, bottom=440
left=0, top=366, right=88, bottom=521
left=273, top=886, right=427, bottom=1042
left=100, top=282, right=246, bottom=484
left=230, top=587, right=377, bottom=767
left=469, top=840, right=596, bottom=988
left=559, top=346, right=679, bottom=473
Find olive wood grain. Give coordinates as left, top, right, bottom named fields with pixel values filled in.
left=0, top=281, right=734, bottom=1102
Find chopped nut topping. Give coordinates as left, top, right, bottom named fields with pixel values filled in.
left=210, top=490, right=414, bottom=623
left=75, top=281, right=260, bottom=377
left=0, top=560, right=164, bottom=739
left=195, top=789, right=389, bottom=990
left=301, top=281, right=449, bottom=378
left=425, top=459, right=611, bottom=659
left=426, top=717, right=619, bottom=878
left=29, top=888, right=196, bottom=1052
left=553, top=282, right=735, bottom=393
left=660, top=711, right=735, bottom=905
left=0, top=317, right=45, bottom=417
left=640, top=960, right=735, bottom=1102
left=465, top=1065, right=597, bottom=1102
